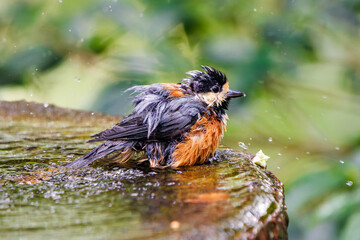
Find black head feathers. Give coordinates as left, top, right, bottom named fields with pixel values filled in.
left=182, top=66, right=228, bottom=93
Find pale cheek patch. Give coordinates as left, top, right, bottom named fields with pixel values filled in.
left=198, top=92, right=219, bottom=106
left=197, top=82, right=229, bottom=107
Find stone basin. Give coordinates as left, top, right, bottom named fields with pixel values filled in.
left=0, top=101, right=288, bottom=240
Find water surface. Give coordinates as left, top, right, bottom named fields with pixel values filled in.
left=0, top=102, right=287, bottom=239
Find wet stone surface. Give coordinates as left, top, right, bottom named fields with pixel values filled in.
left=0, top=101, right=288, bottom=240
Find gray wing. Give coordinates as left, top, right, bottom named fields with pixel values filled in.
left=90, top=93, right=206, bottom=142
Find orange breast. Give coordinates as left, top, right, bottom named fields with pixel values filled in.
left=170, top=115, right=226, bottom=168
left=161, top=83, right=185, bottom=97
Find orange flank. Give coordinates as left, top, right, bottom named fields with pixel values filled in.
left=161, top=83, right=185, bottom=97
left=171, top=114, right=226, bottom=167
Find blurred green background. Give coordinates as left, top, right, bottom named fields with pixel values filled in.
left=1, top=0, right=360, bottom=239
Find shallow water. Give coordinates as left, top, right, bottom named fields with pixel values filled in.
left=0, top=118, right=287, bottom=239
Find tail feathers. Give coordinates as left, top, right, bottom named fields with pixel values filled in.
left=63, top=141, right=133, bottom=169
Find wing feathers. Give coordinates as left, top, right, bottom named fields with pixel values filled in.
left=89, top=84, right=206, bottom=143
left=63, top=141, right=133, bottom=168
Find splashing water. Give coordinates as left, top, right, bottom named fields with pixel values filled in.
left=346, top=181, right=353, bottom=186
left=238, top=142, right=248, bottom=150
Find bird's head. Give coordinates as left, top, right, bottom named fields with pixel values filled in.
left=182, top=66, right=245, bottom=107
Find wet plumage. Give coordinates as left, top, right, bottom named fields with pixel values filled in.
left=64, top=66, right=245, bottom=168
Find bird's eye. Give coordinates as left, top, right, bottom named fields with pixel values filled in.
left=211, top=85, right=220, bottom=93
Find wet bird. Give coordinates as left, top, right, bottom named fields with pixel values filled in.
left=64, top=66, right=245, bottom=168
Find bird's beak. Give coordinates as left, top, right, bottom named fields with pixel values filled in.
left=226, top=90, right=246, bottom=99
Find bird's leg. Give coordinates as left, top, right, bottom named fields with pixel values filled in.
left=145, top=142, right=168, bottom=168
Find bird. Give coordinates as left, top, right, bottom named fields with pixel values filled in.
left=63, top=66, right=245, bottom=169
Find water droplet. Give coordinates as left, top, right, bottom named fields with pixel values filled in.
left=170, top=220, right=180, bottom=230
left=339, top=160, right=344, bottom=164
left=238, top=142, right=248, bottom=150
left=346, top=181, right=353, bottom=186
left=335, top=147, right=340, bottom=151
left=43, top=103, right=49, bottom=108
left=268, top=137, right=273, bottom=142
